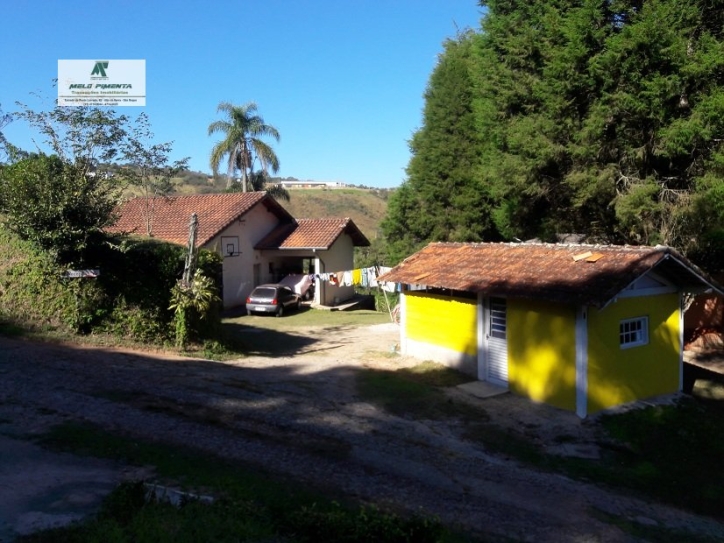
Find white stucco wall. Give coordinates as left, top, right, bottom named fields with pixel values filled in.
left=315, top=235, right=355, bottom=306
left=203, top=204, right=281, bottom=308
left=203, top=208, right=361, bottom=309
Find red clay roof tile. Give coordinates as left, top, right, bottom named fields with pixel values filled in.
left=107, top=192, right=293, bottom=246
left=255, top=218, right=370, bottom=249
left=379, top=242, right=718, bottom=307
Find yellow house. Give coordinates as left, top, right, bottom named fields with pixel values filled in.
left=380, top=242, right=722, bottom=417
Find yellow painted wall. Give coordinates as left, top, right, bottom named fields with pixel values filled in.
left=587, top=294, right=680, bottom=414
left=405, top=292, right=477, bottom=356
left=507, top=299, right=577, bottom=410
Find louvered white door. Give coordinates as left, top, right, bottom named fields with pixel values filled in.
left=486, top=297, right=508, bottom=385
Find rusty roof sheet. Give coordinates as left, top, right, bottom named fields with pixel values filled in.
left=379, top=242, right=720, bottom=307
left=255, top=217, right=370, bottom=250
left=107, top=192, right=293, bottom=246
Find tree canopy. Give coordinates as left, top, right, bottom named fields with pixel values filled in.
left=0, top=105, right=186, bottom=263
left=208, top=101, right=281, bottom=191
left=383, top=0, right=724, bottom=269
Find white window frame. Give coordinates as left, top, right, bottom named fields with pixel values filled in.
left=619, top=316, right=649, bottom=349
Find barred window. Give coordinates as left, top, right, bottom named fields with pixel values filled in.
left=619, top=317, right=648, bottom=348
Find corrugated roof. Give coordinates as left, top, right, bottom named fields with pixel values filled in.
left=379, top=242, right=721, bottom=308
left=255, top=217, right=370, bottom=250
left=107, top=192, right=293, bottom=246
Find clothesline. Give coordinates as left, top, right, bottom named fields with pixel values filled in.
left=311, top=266, right=397, bottom=291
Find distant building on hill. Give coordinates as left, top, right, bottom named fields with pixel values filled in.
left=275, top=180, right=346, bottom=189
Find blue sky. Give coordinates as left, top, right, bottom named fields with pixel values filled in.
left=0, top=1, right=484, bottom=188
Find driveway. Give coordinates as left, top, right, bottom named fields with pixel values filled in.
left=1, top=322, right=724, bottom=542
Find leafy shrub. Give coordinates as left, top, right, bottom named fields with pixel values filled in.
left=0, top=154, right=118, bottom=264
left=0, top=226, right=222, bottom=344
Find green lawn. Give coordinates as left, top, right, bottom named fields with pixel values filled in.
left=198, top=307, right=392, bottom=359
left=224, top=306, right=392, bottom=330
left=22, top=423, right=470, bottom=543
left=355, top=361, right=724, bottom=532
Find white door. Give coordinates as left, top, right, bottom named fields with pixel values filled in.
left=486, top=297, right=509, bottom=385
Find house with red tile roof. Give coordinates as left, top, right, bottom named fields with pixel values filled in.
left=379, top=242, right=722, bottom=417
left=108, top=192, right=369, bottom=308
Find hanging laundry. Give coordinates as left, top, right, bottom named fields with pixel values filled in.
left=368, top=266, right=379, bottom=288
left=352, top=268, right=362, bottom=286
left=329, top=273, right=339, bottom=286
left=341, top=270, right=353, bottom=287
left=361, top=268, right=369, bottom=288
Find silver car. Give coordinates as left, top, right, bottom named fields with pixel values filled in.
left=245, top=284, right=301, bottom=317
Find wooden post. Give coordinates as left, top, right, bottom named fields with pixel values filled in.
left=182, top=213, right=198, bottom=286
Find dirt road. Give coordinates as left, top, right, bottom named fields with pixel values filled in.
left=1, top=322, right=723, bottom=542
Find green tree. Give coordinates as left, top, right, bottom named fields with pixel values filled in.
left=5, top=103, right=189, bottom=262
left=226, top=169, right=290, bottom=202
left=0, top=154, right=118, bottom=263
left=16, top=104, right=129, bottom=172
left=0, top=105, right=11, bottom=162
left=208, top=101, right=280, bottom=191
left=119, top=113, right=190, bottom=235
left=382, top=31, right=495, bottom=264
left=474, top=0, right=724, bottom=251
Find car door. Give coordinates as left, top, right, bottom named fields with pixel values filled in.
left=279, top=286, right=295, bottom=308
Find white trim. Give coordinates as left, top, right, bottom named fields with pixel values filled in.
left=399, top=291, right=407, bottom=355
left=575, top=306, right=588, bottom=418
left=666, top=254, right=724, bottom=296
left=477, top=292, right=485, bottom=380
left=679, top=293, right=684, bottom=391
left=485, top=297, right=509, bottom=388
left=619, top=316, right=649, bottom=348
left=616, top=285, right=678, bottom=298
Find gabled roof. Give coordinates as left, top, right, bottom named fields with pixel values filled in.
left=379, top=242, right=722, bottom=308
left=107, top=192, right=294, bottom=246
left=254, top=217, right=370, bottom=250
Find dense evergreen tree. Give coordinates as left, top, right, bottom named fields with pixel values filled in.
left=382, top=31, right=496, bottom=264
left=383, top=0, right=724, bottom=266
left=479, top=0, right=724, bottom=249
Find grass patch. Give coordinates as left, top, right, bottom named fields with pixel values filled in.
left=462, top=395, right=724, bottom=522
left=358, top=362, right=724, bottom=523
left=592, top=509, right=724, bottom=543
left=26, top=422, right=472, bottom=543
left=594, top=396, right=724, bottom=519
left=223, top=306, right=391, bottom=330
left=357, top=362, right=484, bottom=421
left=196, top=308, right=392, bottom=360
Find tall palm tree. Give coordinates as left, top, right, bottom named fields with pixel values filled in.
left=208, top=101, right=280, bottom=191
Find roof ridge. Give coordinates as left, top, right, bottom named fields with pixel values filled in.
left=296, top=217, right=351, bottom=222
left=432, top=241, right=663, bottom=252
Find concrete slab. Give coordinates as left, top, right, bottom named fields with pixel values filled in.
left=0, top=434, right=148, bottom=540
left=457, top=381, right=509, bottom=399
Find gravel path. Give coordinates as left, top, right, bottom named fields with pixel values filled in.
left=1, top=323, right=723, bottom=542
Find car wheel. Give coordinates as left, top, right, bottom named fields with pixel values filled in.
left=295, top=300, right=301, bottom=311
left=276, top=305, right=284, bottom=317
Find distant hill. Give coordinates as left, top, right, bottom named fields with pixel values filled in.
left=279, top=188, right=390, bottom=241
left=168, top=175, right=391, bottom=241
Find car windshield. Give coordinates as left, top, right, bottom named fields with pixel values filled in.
left=251, top=288, right=277, bottom=298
